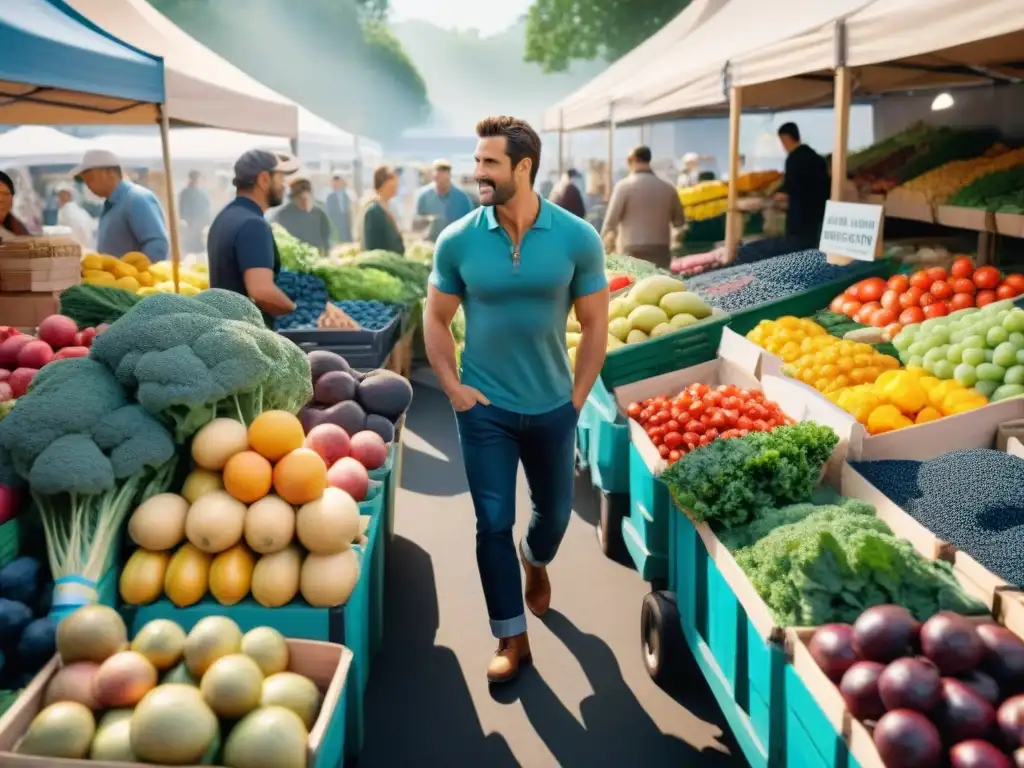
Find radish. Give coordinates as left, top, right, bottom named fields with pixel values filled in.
left=54, top=346, right=90, bottom=361
left=16, top=341, right=53, bottom=370
left=9, top=368, right=39, bottom=398
left=0, top=335, right=35, bottom=368
left=37, top=315, right=78, bottom=350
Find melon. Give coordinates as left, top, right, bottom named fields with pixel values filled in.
left=161, top=661, right=198, bottom=687
left=163, top=543, right=211, bottom=608
left=130, top=684, right=218, bottom=765
left=93, top=650, right=158, bottom=708
left=17, top=701, right=96, bottom=758
left=244, top=495, right=295, bottom=554
left=223, top=705, right=308, bottom=768
left=119, top=548, right=170, bottom=605
left=300, top=549, right=359, bottom=607
left=90, top=708, right=136, bottom=761
left=251, top=546, right=302, bottom=608
left=209, top=543, right=256, bottom=605
left=181, top=467, right=224, bottom=504
left=43, top=662, right=100, bottom=710
left=131, top=619, right=187, bottom=670
left=191, top=418, right=249, bottom=471
left=261, top=671, right=322, bottom=729
left=56, top=604, right=128, bottom=664
left=241, top=626, right=290, bottom=676
left=295, top=487, right=359, bottom=555
left=186, top=491, right=246, bottom=554
left=200, top=653, right=264, bottom=718
left=128, top=493, right=189, bottom=550
left=184, top=616, right=243, bottom=678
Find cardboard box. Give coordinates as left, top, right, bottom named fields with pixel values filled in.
left=0, top=292, right=62, bottom=328
left=0, top=639, right=353, bottom=766
left=935, top=205, right=993, bottom=232
left=0, top=256, right=81, bottom=293
left=995, top=211, right=1024, bottom=238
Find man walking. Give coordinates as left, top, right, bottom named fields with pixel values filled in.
left=415, top=159, right=473, bottom=243
left=325, top=172, right=354, bottom=244
left=423, top=116, right=609, bottom=684
left=601, top=145, right=686, bottom=269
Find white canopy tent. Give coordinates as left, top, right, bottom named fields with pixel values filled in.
left=541, top=0, right=727, bottom=132
left=0, top=126, right=95, bottom=166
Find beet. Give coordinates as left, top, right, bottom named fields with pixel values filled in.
left=959, top=670, right=1002, bottom=707
left=840, top=661, right=887, bottom=721
left=364, top=413, right=396, bottom=444
left=936, top=678, right=997, bottom=743
left=920, top=613, right=985, bottom=675
left=314, top=370, right=358, bottom=406
left=855, top=605, right=920, bottom=662
left=356, top=370, right=414, bottom=420
left=873, top=709, right=943, bottom=768
left=978, top=625, right=1024, bottom=695
left=998, top=696, right=1024, bottom=749
left=950, top=740, right=1013, bottom=768
left=879, top=658, right=942, bottom=713
left=809, top=624, right=859, bottom=682
left=307, top=350, right=353, bottom=383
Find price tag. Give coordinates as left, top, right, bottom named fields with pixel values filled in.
left=819, top=201, right=884, bottom=263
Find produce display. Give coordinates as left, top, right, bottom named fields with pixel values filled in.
left=625, top=383, right=793, bottom=465
left=852, top=450, right=1024, bottom=588
left=671, top=236, right=797, bottom=277
left=59, top=285, right=142, bottom=329
left=15, top=607, right=324, bottom=765
left=735, top=170, right=782, bottom=194
left=886, top=145, right=1024, bottom=206
left=603, top=275, right=713, bottom=346
left=949, top=166, right=1024, bottom=214
left=0, top=555, right=59, bottom=689
left=81, top=252, right=209, bottom=296
left=892, top=300, right=1024, bottom=402
left=274, top=270, right=404, bottom=334
left=806, top=606, right=1024, bottom=768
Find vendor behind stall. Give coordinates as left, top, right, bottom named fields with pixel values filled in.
left=72, top=149, right=169, bottom=262
left=0, top=170, right=31, bottom=236
left=361, top=166, right=405, bottom=254
left=272, top=177, right=332, bottom=253
left=775, top=123, right=830, bottom=247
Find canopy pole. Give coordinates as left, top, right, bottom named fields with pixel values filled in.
left=353, top=134, right=364, bottom=199
left=828, top=66, right=854, bottom=266
left=158, top=106, right=182, bottom=293
left=606, top=103, right=615, bottom=203
left=724, top=85, right=744, bottom=264
left=557, top=109, right=565, bottom=176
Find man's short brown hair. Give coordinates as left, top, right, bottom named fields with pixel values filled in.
left=475, top=116, right=541, bottom=185
left=628, top=146, right=652, bottom=164
left=373, top=165, right=395, bottom=192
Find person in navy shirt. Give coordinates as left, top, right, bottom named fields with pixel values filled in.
left=207, top=150, right=299, bottom=328
left=425, top=116, right=610, bottom=684
left=71, top=149, right=169, bottom=262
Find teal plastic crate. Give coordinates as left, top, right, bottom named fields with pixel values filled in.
left=669, top=505, right=786, bottom=768
left=785, top=665, right=850, bottom=768
left=599, top=310, right=731, bottom=392
left=726, top=261, right=897, bottom=337
left=362, top=483, right=386, bottom=662
left=0, top=518, right=19, bottom=568
left=622, top=443, right=668, bottom=581
left=586, top=405, right=629, bottom=495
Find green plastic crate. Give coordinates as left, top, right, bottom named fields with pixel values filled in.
left=0, top=519, right=19, bottom=568
left=599, top=309, right=731, bottom=391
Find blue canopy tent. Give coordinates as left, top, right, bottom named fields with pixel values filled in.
left=0, top=0, right=164, bottom=124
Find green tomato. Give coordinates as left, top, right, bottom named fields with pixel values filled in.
left=1005, top=365, right=1024, bottom=386
left=954, top=363, right=978, bottom=387
left=975, top=380, right=1000, bottom=398
left=976, top=362, right=1007, bottom=382
left=962, top=335, right=986, bottom=350
left=932, top=360, right=955, bottom=380
left=923, top=347, right=946, bottom=365
left=1010, top=332, right=1024, bottom=347
left=993, top=384, right=1024, bottom=402
left=946, top=343, right=965, bottom=363
left=908, top=341, right=930, bottom=358
left=993, top=342, right=1020, bottom=368
left=962, top=347, right=988, bottom=366
left=1004, top=310, right=1024, bottom=334
left=987, top=326, right=1010, bottom=346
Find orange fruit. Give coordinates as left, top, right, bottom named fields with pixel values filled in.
left=223, top=450, right=273, bottom=503
left=273, top=448, right=327, bottom=506
left=247, top=410, right=305, bottom=462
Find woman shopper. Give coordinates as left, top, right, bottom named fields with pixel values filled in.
left=0, top=170, right=32, bottom=235
left=361, top=166, right=405, bottom=254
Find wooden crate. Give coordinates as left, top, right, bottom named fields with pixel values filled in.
left=0, top=236, right=82, bottom=294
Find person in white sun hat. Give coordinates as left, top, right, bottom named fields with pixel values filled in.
left=71, top=148, right=169, bottom=262
left=54, top=181, right=96, bottom=251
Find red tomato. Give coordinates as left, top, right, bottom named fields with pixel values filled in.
left=685, top=420, right=704, bottom=435
left=737, top=415, right=754, bottom=431
left=950, top=292, right=975, bottom=311
left=1004, top=274, right=1024, bottom=292
left=840, top=299, right=862, bottom=318
left=668, top=450, right=682, bottom=463
left=698, top=434, right=711, bottom=447
left=929, top=280, right=953, bottom=300
left=663, top=432, right=683, bottom=449
left=925, top=267, right=948, bottom=282
left=880, top=290, right=901, bottom=310
left=976, top=290, right=998, bottom=307
left=998, top=284, right=1021, bottom=300
left=829, top=293, right=849, bottom=313
left=752, top=419, right=769, bottom=432
left=952, top=277, right=977, bottom=295
left=923, top=303, right=949, bottom=318
left=899, top=287, right=923, bottom=309
left=974, top=266, right=1002, bottom=291
left=627, top=402, right=642, bottom=419
left=658, top=444, right=670, bottom=459
left=950, top=256, right=975, bottom=279
left=682, top=432, right=700, bottom=446
left=856, top=302, right=882, bottom=324
left=918, top=292, right=937, bottom=308
left=665, top=420, right=681, bottom=433
left=688, top=400, right=706, bottom=416
left=899, top=307, right=925, bottom=325
left=882, top=322, right=903, bottom=341
left=871, top=308, right=897, bottom=327
left=887, top=274, right=910, bottom=293
left=909, top=270, right=933, bottom=291
left=857, top=277, right=886, bottom=303
left=704, top=428, right=720, bottom=442
left=705, top=411, right=724, bottom=430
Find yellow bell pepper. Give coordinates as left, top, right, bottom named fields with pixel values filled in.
left=880, top=373, right=928, bottom=416
left=915, top=406, right=943, bottom=424
left=121, top=251, right=151, bottom=271
left=867, top=404, right=914, bottom=435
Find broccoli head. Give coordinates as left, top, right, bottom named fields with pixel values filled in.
left=90, top=289, right=313, bottom=441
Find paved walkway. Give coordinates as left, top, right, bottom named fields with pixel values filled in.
left=361, top=378, right=743, bottom=767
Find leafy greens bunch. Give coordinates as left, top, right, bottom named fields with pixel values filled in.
left=660, top=422, right=839, bottom=528
left=730, top=500, right=987, bottom=626
left=273, top=224, right=321, bottom=272
left=0, top=358, right=177, bottom=585
left=89, top=289, right=312, bottom=442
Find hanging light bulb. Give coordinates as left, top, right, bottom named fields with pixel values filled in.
left=931, top=92, right=955, bottom=111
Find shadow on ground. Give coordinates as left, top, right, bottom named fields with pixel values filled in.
left=360, top=536, right=517, bottom=766
left=399, top=384, right=469, bottom=498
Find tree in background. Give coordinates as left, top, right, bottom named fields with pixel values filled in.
left=148, top=0, right=428, bottom=142
left=525, top=0, right=691, bottom=73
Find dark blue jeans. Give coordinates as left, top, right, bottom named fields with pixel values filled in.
left=456, top=400, right=578, bottom=638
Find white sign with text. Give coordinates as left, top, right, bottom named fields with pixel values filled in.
left=819, top=201, right=884, bottom=262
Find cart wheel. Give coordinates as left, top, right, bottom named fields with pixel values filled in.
left=597, top=492, right=628, bottom=562
left=641, top=590, right=683, bottom=685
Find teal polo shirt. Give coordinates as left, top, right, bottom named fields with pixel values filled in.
left=429, top=196, right=607, bottom=415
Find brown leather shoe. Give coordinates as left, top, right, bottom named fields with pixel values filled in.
left=487, top=633, right=532, bottom=683
left=519, top=541, right=551, bottom=617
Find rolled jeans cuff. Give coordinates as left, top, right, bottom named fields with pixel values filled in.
left=520, top=535, right=549, bottom=568
left=490, top=613, right=527, bottom=639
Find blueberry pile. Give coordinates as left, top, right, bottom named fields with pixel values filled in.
left=851, top=450, right=1024, bottom=586
left=685, top=249, right=882, bottom=313
left=335, top=300, right=401, bottom=331
left=275, top=270, right=329, bottom=331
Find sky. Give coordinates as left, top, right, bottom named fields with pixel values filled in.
left=388, top=0, right=532, bottom=35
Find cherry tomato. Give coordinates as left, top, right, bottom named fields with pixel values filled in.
left=663, top=431, right=683, bottom=449
left=737, top=415, right=754, bottom=431
left=899, top=287, right=923, bottom=309
left=925, top=266, right=948, bottom=282
left=688, top=400, right=706, bottom=416
left=698, top=434, right=711, bottom=447
left=950, top=292, right=975, bottom=311
left=882, top=322, right=903, bottom=341
left=658, top=444, right=670, bottom=459
left=691, top=383, right=709, bottom=398
left=626, top=402, right=642, bottom=419
left=685, top=420, right=704, bottom=435
left=976, top=290, right=998, bottom=308
left=918, top=292, right=937, bottom=308
left=887, top=274, right=910, bottom=293
left=899, top=306, right=925, bottom=325
left=682, top=432, right=700, bottom=446
left=952, top=277, right=976, bottom=295
left=950, top=256, right=975, bottom=279
left=870, top=308, right=897, bottom=328
left=857, top=277, right=886, bottom=303
left=880, top=289, right=901, bottom=310
left=998, top=284, right=1021, bottom=300
left=909, top=270, right=933, bottom=291
left=752, top=419, right=769, bottom=432
left=929, top=280, right=953, bottom=300
left=1004, top=274, right=1024, bottom=292
left=923, top=303, right=949, bottom=318
left=974, top=266, right=1002, bottom=291
left=663, top=419, right=679, bottom=433
left=856, top=301, right=882, bottom=324
left=841, top=299, right=862, bottom=318
left=704, top=428, right=720, bottom=442
left=668, top=450, right=682, bottom=463
left=708, top=411, right=726, bottom=430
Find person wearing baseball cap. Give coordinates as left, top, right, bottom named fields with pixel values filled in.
left=206, top=149, right=299, bottom=328
left=72, top=148, right=169, bottom=262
